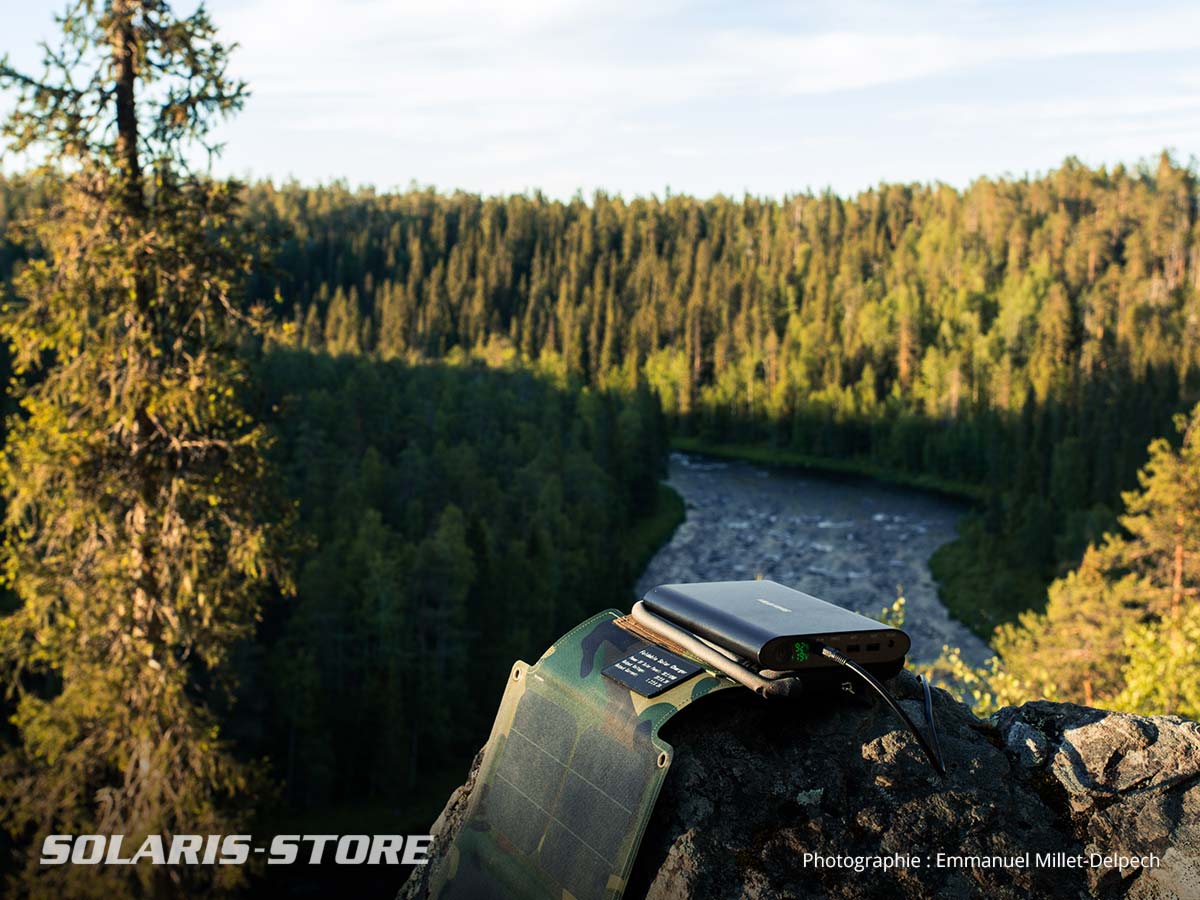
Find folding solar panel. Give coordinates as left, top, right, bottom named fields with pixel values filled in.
left=429, top=610, right=736, bottom=900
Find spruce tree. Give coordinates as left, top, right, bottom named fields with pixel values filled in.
left=0, top=2, right=289, bottom=894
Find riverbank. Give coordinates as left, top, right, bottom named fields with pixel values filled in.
left=670, top=436, right=990, bottom=504
left=621, top=483, right=686, bottom=581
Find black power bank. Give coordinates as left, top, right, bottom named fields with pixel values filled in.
left=642, top=580, right=909, bottom=674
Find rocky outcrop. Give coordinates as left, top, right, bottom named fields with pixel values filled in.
left=401, top=672, right=1200, bottom=900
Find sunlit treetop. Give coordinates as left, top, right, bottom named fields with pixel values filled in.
left=0, top=0, right=246, bottom=174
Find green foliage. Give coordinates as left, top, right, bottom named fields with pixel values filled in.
left=233, top=161, right=1198, bottom=634
left=990, top=545, right=1142, bottom=707
left=897, top=595, right=1031, bottom=719
left=918, top=646, right=1032, bottom=718
left=620, top=484, right=686, bottom=580
left=6, top=157, right=1199, bottom=637
left=938, top=404, right=1200, bottom=719
left=876, top=594, right=907, bottom=630
left=0, top=2, right=286, bottom=895
left=929, top=516, right=1060, bottom=638
left=1117, top=605, right=1200, bottom=721
left=249, top=351, right=668, bottom=813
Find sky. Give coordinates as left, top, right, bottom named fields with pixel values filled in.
left=2, top=0, right=1200, bottom=199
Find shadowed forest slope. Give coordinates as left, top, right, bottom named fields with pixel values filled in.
left=4, top=156, right=1199, bottom=625
left=237, top=156, right=1199, bottom=628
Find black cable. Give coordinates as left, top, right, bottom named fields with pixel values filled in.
left=820, top=645, right=946, bottom=777
left=918, top=673, right=944, bottom=773
left=632, top=601, right=946, bottom=773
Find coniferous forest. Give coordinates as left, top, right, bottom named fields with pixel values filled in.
left=239, top=163, right=1199, bottom=633
left=1, top=2, right=1199, bottom=897
left=253, top=352, right=668, bottom=811
left=4, top=155, right=1200, bottom=856
left=2, top=154, right=1199, bottom=895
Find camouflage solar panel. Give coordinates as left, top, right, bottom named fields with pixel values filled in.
left=428, top=609, right=737, bottom=900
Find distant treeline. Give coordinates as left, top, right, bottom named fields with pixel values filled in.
left=231, top=155, right=1198, bottom=627
left=5, top=159, right=1200, bottom=625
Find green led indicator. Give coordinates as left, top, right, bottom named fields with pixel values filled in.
left=792, top=641, right=809, bottom=663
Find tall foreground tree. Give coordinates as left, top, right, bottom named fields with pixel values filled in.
left=0, top=2, right=289, bottom=894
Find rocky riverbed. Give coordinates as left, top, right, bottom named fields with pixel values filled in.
left=636, top=453, right=992, bottom=665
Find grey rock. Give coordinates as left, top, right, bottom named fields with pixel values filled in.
left=401, top=673, right=1200, bottom=900
left=1000, top=719, right=1051, bottom=768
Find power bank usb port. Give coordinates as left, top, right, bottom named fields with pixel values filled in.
left=865, top=642, right=880, bottom=652
left=846, top=643, right=861, bottom=652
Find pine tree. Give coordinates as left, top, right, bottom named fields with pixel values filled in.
left=0, top=2, right=290, bottom=894
left=991, top=545, right=1143, bottom=706
left=1115, top=410, right=1200, bottom=620
left=995, top=403, right=1200, bottom=710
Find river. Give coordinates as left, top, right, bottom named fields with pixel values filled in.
left=635, top=453, right=993, bottom=665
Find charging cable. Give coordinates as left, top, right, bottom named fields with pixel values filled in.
left=629, top=601, right=946, bottom=776
left=820, top=644, right=946, bottom=776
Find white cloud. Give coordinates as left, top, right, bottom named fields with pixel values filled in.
left=195, top=0, right=1200, bottom=196
left=705, top=4, right=1200, bottom=97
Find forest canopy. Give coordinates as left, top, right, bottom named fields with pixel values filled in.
left=235, top=156, right=1198, bottom=627
left=3, top=153, right=1198, bottom=631
left=1, top=108, right=1198, bottom=893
